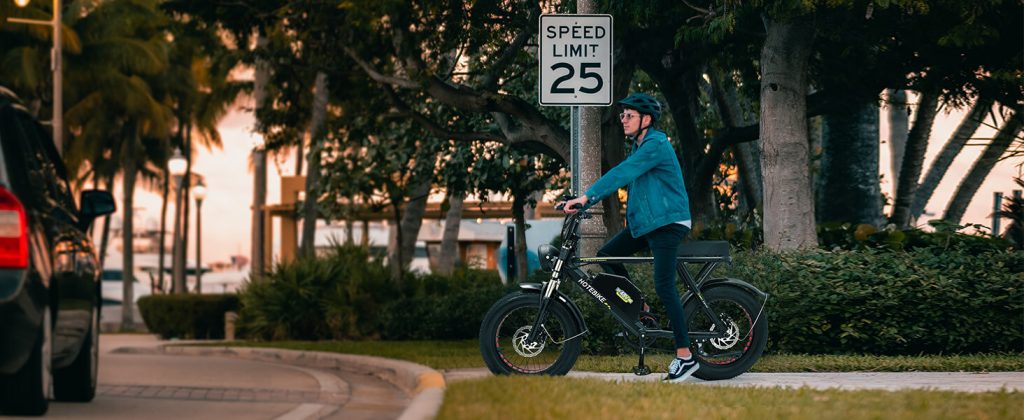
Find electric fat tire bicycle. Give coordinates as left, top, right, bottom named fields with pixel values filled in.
left=479, top=202, right=769, bottom=380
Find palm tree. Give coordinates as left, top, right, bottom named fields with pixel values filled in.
left=63, top=0, right=174, bottom=327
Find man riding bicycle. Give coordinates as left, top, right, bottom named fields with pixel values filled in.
left=559, top=92, right=698, bottom=382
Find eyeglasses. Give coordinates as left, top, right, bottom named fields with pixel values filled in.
left=619, top=113, right=640, bottom=121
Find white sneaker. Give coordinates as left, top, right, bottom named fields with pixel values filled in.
left=663, top=357, right=700, bottom=382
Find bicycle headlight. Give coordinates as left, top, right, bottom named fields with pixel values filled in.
left=538, top=244, right=558, bottom=272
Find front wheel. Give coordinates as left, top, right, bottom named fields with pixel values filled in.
left=684, top=286, right=768, bottom=380
left=479, top=292, right=582, bottom=375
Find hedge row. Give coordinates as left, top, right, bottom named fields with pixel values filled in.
left=137, top=294, right=240, bottom=339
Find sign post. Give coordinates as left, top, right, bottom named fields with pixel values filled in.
left=540, top=14, right=612, bottom=259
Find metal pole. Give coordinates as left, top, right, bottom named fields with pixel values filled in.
left=506, top=225, right=515, bottom=282
left=52, top=0, right=62, bottom=156
left=195, top=198, right=202, bottom=293
left=171, top=176, right=184, bottom=293
left=576, top=0, right=607, bottom=261
left=993, top=192, right=1003, bottom=236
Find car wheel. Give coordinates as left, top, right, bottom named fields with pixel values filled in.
left=0, top=303, right=51, bottom=416
left=54, top=306, right=99, bottom=402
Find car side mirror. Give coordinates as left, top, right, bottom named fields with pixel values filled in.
left=79, top=190, right=116, bottom=230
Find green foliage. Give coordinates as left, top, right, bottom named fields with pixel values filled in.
left=236, top=244, right=395, bottom=340
left=729, top=246, right=1024, bottom=354
left=138, top=294, right=240, bottom=339
left=236, top=245, right=509, bottom=341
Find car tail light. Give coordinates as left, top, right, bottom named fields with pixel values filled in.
left=0, top=186, right=28, bottom=269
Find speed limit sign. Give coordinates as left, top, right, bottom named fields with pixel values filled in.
left=539, top=14, right=613, bottom=106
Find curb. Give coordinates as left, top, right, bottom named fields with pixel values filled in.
left=118, top=345, right=446, bottom=420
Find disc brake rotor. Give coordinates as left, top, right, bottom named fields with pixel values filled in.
left=709, top=316, right=741, bottom=350
left=512, top=325, right=547, bottom=357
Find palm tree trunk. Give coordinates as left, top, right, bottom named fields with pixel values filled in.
left=180, top=124, right=193, bottom=290
left=910, top=95, right=994, bottom=220
left=889, top=90, right=940, bottom=227
left=888, top=88, right=909, bottom=194
left=300, top=71, right=329, bottom=258
left=157, top=165, right=169, bottom=293
left=437, top=193, right=464, bottom=275
left=818, top=102, right=882, bottom=225
left=98, top=171, right=115, bottom=270
left=251, top=31, right=271, bottom=282
left=121, top=121, right=138, bottom=329
left=759, top=16, right=817, bottom=250
left=943, top=109, right=1023, bottom=224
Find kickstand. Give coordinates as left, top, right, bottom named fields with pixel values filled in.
left=632, top=334, right=651, bottom=376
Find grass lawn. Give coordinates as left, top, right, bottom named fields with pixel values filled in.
left=438, top=376, right=1023, bottom=420
left=221, top=340, right=1024, bottom=373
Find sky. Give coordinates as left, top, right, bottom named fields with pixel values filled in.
left=104, top=95, right=1022, bottom=266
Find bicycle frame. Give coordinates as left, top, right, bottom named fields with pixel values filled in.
left=523, top=208, right=732, bottom=347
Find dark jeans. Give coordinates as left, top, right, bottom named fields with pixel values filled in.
left=597, top=223, right=691, bottom=348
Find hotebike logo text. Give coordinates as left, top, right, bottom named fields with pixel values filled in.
left=576, top=276, right=606, bottom=304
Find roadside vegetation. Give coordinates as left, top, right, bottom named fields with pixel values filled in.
left=437, top=376, right=1022, bottom=420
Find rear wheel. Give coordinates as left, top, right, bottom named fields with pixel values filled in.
left=684, top=286, right=767, bottom=380
left=479, top=292, right=581, bottom=375
left=54, top=307, right=98, bottom=401
left=0, top=304, right=51, bottom=416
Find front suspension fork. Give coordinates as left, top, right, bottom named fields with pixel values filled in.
left=523, top=279, right=560, bottom=345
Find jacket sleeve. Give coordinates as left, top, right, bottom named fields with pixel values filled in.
left=584, top=140, right=664, bottom=204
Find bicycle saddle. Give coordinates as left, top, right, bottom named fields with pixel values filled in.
left=676, top=240, right=730, bottom=258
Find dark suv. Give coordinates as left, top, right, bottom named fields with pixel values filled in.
left=0, top=87, right=115, bottom=415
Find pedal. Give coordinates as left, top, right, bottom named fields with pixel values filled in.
left=633, top=365, right=651, bottom=376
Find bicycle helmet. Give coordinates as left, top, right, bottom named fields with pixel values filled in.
left=618, top=93, right=662, bottom=122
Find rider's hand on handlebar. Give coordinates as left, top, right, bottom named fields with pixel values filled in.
left=557, top=196, right=589, bottom=214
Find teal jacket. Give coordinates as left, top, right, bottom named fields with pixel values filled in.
left=584, top=129, right=691, bottom=238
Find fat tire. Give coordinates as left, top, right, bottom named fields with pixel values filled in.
left=684, top=286, right=768, bottom=380
left=479, top=292, right=581, bottom=375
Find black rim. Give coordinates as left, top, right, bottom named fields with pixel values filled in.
left=493, top=303, right=571, bottom=373
left=689, top=298, right=755, bottom=365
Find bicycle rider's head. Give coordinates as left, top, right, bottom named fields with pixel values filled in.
left=617, top=93, right=662, bottom=138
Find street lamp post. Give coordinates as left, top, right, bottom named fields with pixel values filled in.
left=9, top=0, right=62, bottom=156
left=192, top=182, right=206, bottom=294
left=168, top=150, right=187, bottom=294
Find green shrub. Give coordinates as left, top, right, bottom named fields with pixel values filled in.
left=138, top=294, right=240, bottom=339
left=236, top=244, right=396, bottom=340
left=727, top=245, right=1024, bottom=355
left=380, top=285, right=509, bottom=340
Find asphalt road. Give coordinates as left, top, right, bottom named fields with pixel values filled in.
left=18, top=335, right=409, bottom=420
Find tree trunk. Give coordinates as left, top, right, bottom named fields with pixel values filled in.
left=943, top=109, right=1023, bottom=224
left=888, top=88, right=909, bottom=194
left=889, top=90, right=940, bottom=227
left=714, top=71, right=763, bottom=217
left=910, top=95, right=994, bottom=220
left=300, top=71, right=329, bottom=258
left=97, top=172, right=114, bottom=271
left=180, top=125, right=192, bottom=291
left=818, top=102, right=882, bottom=225
left=388, top=203, right=403, bottom=282
left=513, top=193, right=528, bottom=283
left=157, top=165, right=169, bottom=293
left=250, top=31, right=271, bottom=282
left=121, top=121, right=138, bottom=329
left=437, top=193, right=464, bottom=275
left=398, top=179, right=431, bottom=268
left=759, top=16, right=818, bottom=250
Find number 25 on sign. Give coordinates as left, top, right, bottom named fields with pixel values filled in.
left=539, top=14, right=613, bottom=106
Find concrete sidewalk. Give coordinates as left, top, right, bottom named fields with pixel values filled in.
left=444, top=368, right=1024, bottom=393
